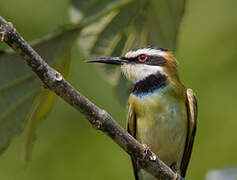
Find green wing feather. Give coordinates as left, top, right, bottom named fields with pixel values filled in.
left=127, top=102, right=140, bottom=180
left=180, top=88, right=198, bottom=177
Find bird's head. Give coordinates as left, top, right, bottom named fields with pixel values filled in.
left=87, top=47, right=179, bottom=83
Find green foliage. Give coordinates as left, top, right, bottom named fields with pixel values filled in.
left=0, top=0, right=185, bottom=157
left=0, top=28, right=79, bottom=156
left=72, top=0, right=185, bottom=104
left=24, top=44, right=72, bottom=162
left=1, top=0, right=237, bottom=180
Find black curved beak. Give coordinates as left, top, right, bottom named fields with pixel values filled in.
left=86, top=57, right=128, bottom=65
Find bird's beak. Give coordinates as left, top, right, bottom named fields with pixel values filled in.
left=86, top=57, right=128, bottom=65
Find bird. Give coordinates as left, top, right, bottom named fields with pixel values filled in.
left=87, top=46, right=197, bottom=180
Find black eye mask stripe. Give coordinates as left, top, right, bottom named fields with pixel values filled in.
left=124, top=55, right=167, bottom=66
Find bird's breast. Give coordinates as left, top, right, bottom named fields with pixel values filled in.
left=129, top=85, right=187, bottom=168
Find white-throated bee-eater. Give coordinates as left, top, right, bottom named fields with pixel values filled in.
left=87, top=46, right=197, bottom=180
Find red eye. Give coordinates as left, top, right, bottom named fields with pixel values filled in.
left=138, top=54, right=147, bottom=62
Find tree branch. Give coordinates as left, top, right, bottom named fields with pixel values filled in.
left=0, top=16, right=183, bottom=180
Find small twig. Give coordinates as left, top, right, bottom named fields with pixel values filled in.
left=0, top=16, right=183, bottom=180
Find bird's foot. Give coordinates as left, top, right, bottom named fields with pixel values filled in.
left=142, top=143, right=148, bottom=149
left=170, top=163, right=184, bottom=179
left=142, top=144, right=149, bottom=154
left=141, top=144, right=157, bottom=161
left=174, top=172, right=184, bottom=180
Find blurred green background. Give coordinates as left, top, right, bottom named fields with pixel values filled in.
left=0, top=0, right=237, bottom=179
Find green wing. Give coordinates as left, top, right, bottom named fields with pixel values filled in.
left=127, top=102, right=136, bottom=137
left=180, top=88, right=198, bottom=177
left=127, top=102, right=139, bottom=180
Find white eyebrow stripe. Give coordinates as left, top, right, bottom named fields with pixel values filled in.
left=125, top=48, right=167, bottom=58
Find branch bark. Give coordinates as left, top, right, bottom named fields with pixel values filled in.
left=0, top=16, right=184, bottom=180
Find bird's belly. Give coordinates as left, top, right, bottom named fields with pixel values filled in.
left=132, top=93, right=187, bottom=168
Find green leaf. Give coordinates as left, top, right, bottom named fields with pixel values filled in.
left=24, top=47, right=72, bottom=163
left=70, top=0, right=133, bottom=24
left=79, top=0, right=185, bottom=58
left=24, top=89, right=55, bottom=163
left=0, top=27, right=80, bottom=154
left=71, top=0, right=186, bottom=105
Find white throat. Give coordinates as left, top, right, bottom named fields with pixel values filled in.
left=121, top=64, right=165, bottom=83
